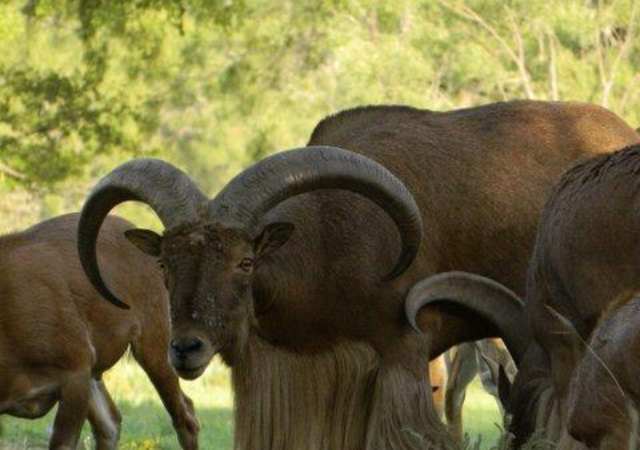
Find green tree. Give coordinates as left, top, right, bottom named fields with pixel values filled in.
left=0, top=0, right=639, bottom=230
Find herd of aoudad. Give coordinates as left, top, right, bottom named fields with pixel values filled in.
left=1, top=100, right=640, bottom=449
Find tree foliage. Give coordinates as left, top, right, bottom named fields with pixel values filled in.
left=0, top=0, right=639, bottom=229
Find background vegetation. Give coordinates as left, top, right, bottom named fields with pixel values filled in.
left=1, top=0, right=639, bottom=231
left=0, top=0, right=638, bottom=448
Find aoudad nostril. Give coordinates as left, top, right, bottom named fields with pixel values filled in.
left=171, top=338, right=203, bottom=355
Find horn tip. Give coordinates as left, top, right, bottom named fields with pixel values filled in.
left=408, top=313, right=422, bottom=333
left=381, top=271, right=399, bottom=282
left=110, top=298, right=131, bottom=310
left=103, top=291, right=131, bottom=310
left=404, top=296, right=423, bottom=333
left=381, top=248, right=415, bottom=281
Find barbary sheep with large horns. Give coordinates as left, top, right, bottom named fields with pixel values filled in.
left=406, top=144, right=640, bottom=448
left=77, top=101, right=639, bottom=449
left=0, top=214, right=198, bottom=449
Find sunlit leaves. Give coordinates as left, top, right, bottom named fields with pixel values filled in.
left=0, top=0, right=638, bottom=226
left=0, top=67, right=154, bottom=187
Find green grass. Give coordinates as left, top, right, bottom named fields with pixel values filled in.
left=0, top=359, right=502, bottom=449
left=462, top=381, right=504, bottom=448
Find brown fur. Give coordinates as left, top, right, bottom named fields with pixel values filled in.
left=309, top=101, right=638, bottom=356
left=232, top=335, right=378, bottom=450
left=567, top=296, right=640, bottom=449
left=429, top=355, right=448, bottom=420
left=307, top=101, right=636, bottom=447
left=503, top=144, right=640, bottom=447
left=0, top=214, right=198, bottom=449
left=121, top=100, right=638, bottom=449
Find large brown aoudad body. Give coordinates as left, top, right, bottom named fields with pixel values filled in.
left=77, top=101, right=639, bottom=450
left=406, top=144, right=640, bottom=449
left=0, top=214, right=198, bottom=449
left=524, top=143, right=640, bottom=448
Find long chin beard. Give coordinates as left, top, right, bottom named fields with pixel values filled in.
left=227, top=330, right=451, bottom=450
left=230, top=334, right=378, bottom=450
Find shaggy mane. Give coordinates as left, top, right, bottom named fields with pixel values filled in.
left=232, top=334, right=451, bottom=450
left=232, top=336, right=378, bottom=450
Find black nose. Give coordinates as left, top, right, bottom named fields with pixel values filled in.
left=171, top=338, right=203, bottom=358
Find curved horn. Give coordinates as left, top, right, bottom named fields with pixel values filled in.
left=405, top=271, right=529, bottom=364
left=207, top=146, right=423, bottom=280
left=78, top=158, right=207, bottom=309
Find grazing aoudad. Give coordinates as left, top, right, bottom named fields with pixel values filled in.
left=0, top=214, right=198, bottom=449
left=567, top=294, right=640, bottom=449
left=406, top=144, right=640, bottom=449
left=77, top=101, right=638, bottom=449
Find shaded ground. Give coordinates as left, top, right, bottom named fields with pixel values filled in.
left=0, top=359, right=501, bottom=449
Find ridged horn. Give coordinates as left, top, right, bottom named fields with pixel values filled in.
left=206, top=146, right=423, bottom=280
left=77, top=158, right=207, bottom=309
left=405, top=271, right=529, bottom=364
